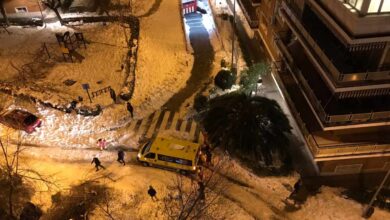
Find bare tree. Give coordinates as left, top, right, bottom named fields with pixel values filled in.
left=42, top=0, right=63, bottom=25
left=163, top=154, right=231, bottom=220
left=0, top=0, right=9, bottom=26
left=45, top=172, right=121, bottom=220
left=0, top=136, right=58, bottom=219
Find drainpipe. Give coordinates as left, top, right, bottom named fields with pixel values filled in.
left=231, top=0, right=236, bottom=73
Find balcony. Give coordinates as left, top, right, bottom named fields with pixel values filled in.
left=280, top=0, right=390, bottom=85
left=274, top=32, right=390, bottom=127
left=234, top=0, right=259, bottom=28
left=309, top=132, right=390, bottom=160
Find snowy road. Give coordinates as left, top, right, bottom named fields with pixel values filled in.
left=163, top=12, right=215, bottom=112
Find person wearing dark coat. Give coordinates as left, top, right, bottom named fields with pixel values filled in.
left=109, top=88, right=116, bottom=103
left=127, top=102, right=134, bottom=118
left=203, top=145, right=212, bottom=165
left=198, top=181, right=206, bottom=201
left=288, top=179, right=302, bottom=205
left=91, top=157, right=105, bottom=171
left=117, top=150, right=125, bottom=165
left=147, top=185, right=157, bottom=201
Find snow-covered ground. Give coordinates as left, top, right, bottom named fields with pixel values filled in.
left=131, top=0, right=193, bottom=117
left=1, top=143, right=388, bottom=220
left=208, top=0, right=247, bottom=72
left=0, top=22, right=128, bottom=108
left=0, top=0, right=194, bottom=149
left=1, top=1, right=390, bottom=219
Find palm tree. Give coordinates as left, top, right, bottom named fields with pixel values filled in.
left=0, top=0, right=9, bottom=26
left=42, top=0, right=63, bottom=25
left=201, top=92, right=292, bottom=169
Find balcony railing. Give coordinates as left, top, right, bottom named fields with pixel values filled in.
left=315, top=141, right=390, bottom=158
left=327, top=111, right=390, bottom=123
left=339, top=71, right=390, bottom=81
left=271, top=63, right=390, bottom=159
left=274, top=32, right=390, bottom=125
left=280, top=0, right=390, bottom=83
left=235, top=0, right=259, bottom=28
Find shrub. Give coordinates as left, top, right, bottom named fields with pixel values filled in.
left=194, top=94, right=208, bottom=112
left=239, top=63, right=269, bottom=94
left=214, top=69, right=236, bottom=90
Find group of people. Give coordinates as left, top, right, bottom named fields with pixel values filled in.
left=91, top=149, right=126, bottom=171
left=108, top=88, right=134, bottom=118
left=91, top=155, right=159, bottom=202
left=91, top=131, right=214, bottom=202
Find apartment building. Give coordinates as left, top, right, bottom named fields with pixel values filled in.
left=2, top=0, right=45, bottom=15
left=239, top=0, right=390, bottom=186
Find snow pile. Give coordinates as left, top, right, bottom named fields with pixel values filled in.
left=11, top=103, right=136, bottom=150
left=132, top=0, right=193, bottom=116
left=292, top=187, right=371, bottom=220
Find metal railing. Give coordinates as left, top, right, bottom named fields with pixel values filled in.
left=281, top=0, right=390, bottom=83
left=328, top=111, right=390, bottom=123
left=316, top=142, right=390, bottom=158
left=275, top=32, right=390, bottom=125
left=273, top=68, right=390, bottom=158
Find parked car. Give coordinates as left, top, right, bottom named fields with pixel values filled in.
left=137, top=136, right=201, bottom=174
left=0, top=109, right=41, bottom=134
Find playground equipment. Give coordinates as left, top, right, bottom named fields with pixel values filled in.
left=55, top=31, right=87, bottom=62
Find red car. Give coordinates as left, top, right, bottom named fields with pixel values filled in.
left=0, top=109, right=42, bottom=134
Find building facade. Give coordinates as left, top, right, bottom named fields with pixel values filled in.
left=240, top=0, right=390, bottom=186
left=2, top=0, right=45, bottom=15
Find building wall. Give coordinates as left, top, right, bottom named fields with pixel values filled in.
left=255, top=0, right=390, bottom=185
left=4, top=0, right=43, bottom=14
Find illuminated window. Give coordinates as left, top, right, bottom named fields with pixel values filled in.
left=344, top=0, right=364, bottom=11
left=382, top=0, right=390, bottom=12
left=368, top=0, right=381, bottom=13
left=355, top=0, right=363, bottom=10
left=15, top=7, right=28, bottom=13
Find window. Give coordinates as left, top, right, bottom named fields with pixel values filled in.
left=381, top=0, right=390, bottom=12
left=367, top=0, right=390, bottom=13
left=141, top=141, right=152, bottom=154
left=15, top=7, right=28, bottom=13
left=145, top=153, right=156, bottom=159
left=355, top=0, right=364, bottom=10
left=344, top=0, right=364, bottom=11
left=368, top=0, right=381, bottom=13
left=158, top=154, right=192, bottom=166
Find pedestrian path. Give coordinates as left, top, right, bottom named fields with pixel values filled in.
left=128, top=110, right=204, bottom=143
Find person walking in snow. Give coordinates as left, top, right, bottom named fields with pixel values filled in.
left=97, top=138, right=107, bottom=150
left=197, top=181, right=206, bottom=202
left=288, top=179, right=302, bottom=205
left=202, top=144, right=212, bottom=166
left=127, top=102, right=134, bottom=118
left=147, top=185, right=157, bottom=201
left=117, top=149, right=125, bottom=165
left=109, top=88, right=117, bottom=103
left=91, top=156, right=105, bottom=171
